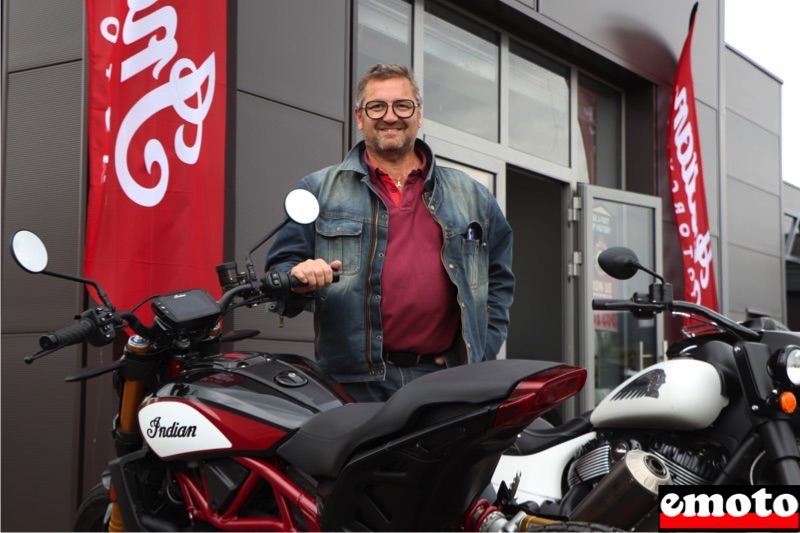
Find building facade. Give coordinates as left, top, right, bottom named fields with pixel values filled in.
left=1, top=0, right=786, bottom=530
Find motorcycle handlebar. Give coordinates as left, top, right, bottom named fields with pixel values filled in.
left=32, top=268, right=341, bottom=360
left=39, top=318, right=96, bottom=351
left=592, top=297, right=760, bottom=341
left=591, top=299, right=661, bottom=312
left=217, top=269, right=340, bottom=312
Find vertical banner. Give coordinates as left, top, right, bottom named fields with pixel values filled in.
left=667, top=2, right=719, bottom=311
left=85, top=0, right=227, bottom=320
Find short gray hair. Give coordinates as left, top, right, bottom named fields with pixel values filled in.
left=355, top=64, right=422, bottom=109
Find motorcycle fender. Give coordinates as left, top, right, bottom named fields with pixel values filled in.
left=492, top=432, right=597, bottom=504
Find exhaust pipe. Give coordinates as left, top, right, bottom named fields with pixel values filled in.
left=569, top=449, right=671, bottom=530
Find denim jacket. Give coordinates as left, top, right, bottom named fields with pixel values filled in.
left=266, top=139, right=514, bottom=383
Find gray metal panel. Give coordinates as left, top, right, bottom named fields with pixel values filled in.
left=726, top=111, right=781, bottom=195
left=727, top=178, right=781, bottom=256
left=6, top=0, right=83, bottom=72
left=3, top=62, right=85, bottom=333
left=696, top=101, right=720, bottom=236
left=1, top=335, right=81, bottom=532
left=234, top=92, right=343, bottom=343
left=539, top=0, right=719, bottom=105
left=237, top=0, right=348, bottom=121
left=725, top=48, right=781, bottom=136
left=728, top=244, right=784, bottom=320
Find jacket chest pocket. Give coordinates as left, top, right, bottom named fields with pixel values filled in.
left=462, top=240, right=488, bottom=289
left=316, top=218, right=363, bottom=275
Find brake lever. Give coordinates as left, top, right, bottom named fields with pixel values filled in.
left=24, top=348, right=59, bottom=364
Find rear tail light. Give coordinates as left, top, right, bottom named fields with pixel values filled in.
left=494, top=365, right=587, bottom=429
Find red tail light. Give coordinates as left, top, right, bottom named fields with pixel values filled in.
left=494, top=366, right=587, bottom=429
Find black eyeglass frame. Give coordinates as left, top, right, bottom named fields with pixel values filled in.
left=359, top=99, right=420, bottom=120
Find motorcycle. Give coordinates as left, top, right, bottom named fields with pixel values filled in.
left=492, top=245, right=800, bottom=530
left=11, top=189, right=612, bottom=532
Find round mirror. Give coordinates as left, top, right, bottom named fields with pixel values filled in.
left=11, top=230, right=49, bottom=273
left=284, top=189, right=320, bottom=225
left=597, top=246, right=640, bottom=280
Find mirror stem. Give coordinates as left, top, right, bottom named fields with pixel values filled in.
left=44, top=270, right=115, bottom=310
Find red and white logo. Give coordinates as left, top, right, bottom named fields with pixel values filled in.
left=659, top=486, right=800, bottom=531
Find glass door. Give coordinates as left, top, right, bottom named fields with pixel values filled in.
left=577, top=183, right=662, bottom=411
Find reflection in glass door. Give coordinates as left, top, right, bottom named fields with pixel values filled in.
left=578, top=184, right=662, bottom=410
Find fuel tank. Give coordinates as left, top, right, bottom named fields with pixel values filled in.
left=138, top=351, right=347, bottom=459
left=591, top=358, right=729, bottom=430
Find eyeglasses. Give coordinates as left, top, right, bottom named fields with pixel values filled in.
left=360, top=99, right=419, bottom=120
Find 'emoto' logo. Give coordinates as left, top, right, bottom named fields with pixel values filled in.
left=659, top=485, right=800, bottom=531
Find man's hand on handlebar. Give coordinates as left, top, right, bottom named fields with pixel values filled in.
left=290, top=259, right=342, bottom=293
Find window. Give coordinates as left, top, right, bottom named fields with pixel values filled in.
left=578, top=75, right=622, bottom=188
left=354, top=0, right=632, bottom=189
left=423, top=0, right=499, bottom=141
left=356, top=0, right=412, bottom=83
left=786, top=212, right=800, bottom=259
left=509, top=41, right=570, bottom=165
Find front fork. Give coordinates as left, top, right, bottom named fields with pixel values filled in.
left=108, top=338, right=153, bottom=532
left=760, top=417, right=800, bottom=485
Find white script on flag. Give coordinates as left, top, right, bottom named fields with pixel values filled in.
left=100, top=0, right=216, bottom=207
left=671, top=86, right=714, bottom=303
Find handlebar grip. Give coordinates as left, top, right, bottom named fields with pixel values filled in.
left=592, top=299, right=637, bottom=311
left=288, top=270, right=341, bottom=288
left=40, top=318, right=96, bottom=350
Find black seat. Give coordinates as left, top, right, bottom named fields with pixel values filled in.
left=278, top=359, right=561, bottom=477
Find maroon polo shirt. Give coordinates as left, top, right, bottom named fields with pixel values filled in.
left=365, top=150, right=460, bottom=355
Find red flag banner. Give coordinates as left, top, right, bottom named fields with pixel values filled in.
left=85, top=0, right=227, bottom=321
left=667, top=2, right=719, bottom=311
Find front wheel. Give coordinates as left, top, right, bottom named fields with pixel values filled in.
left=74, top=483, right=111, bottom=532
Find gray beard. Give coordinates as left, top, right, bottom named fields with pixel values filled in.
left=366, top=137, right=413, bottom=162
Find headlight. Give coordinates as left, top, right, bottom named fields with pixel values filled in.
left=786, top=349, right=800, bottom=386
left=775, top=346, right=800, bottom=387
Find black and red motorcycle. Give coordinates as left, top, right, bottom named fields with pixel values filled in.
left=11, top=190, right=609, bottom=532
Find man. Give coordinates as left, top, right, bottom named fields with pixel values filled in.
left=266, top=64, right=514, bottom=401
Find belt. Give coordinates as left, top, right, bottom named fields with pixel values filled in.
left=384, top=351, right=439, bottom=367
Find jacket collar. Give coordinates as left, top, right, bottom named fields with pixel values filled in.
left=338, top=139, right=437, bottom=190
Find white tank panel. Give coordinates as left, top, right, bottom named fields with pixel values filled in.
left=591, top=359, right=729, bottom=430
left=139, top=400, right=232, bottom=458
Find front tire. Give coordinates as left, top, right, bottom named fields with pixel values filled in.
left=74, top=483, right=111, bottom=532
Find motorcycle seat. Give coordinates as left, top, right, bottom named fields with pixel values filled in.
left=277, top=359, right=562, bottom=478
left=504, top=411, right=593, bottom=456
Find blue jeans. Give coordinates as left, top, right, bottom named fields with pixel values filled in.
left=341, top=362, right=444, bottom=402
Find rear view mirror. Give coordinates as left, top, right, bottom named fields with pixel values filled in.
left=284, top=189, right=320, bottom=225
left=11, top=230, right=49, bottom=273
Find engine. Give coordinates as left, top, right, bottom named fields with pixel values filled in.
left=558, top=430, right=728, bottom=520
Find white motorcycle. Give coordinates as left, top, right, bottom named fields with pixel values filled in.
left=493, top=246, right=800, bottom=531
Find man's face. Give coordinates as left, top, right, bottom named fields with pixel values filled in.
left=356, top=77, right=422, bottom=160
